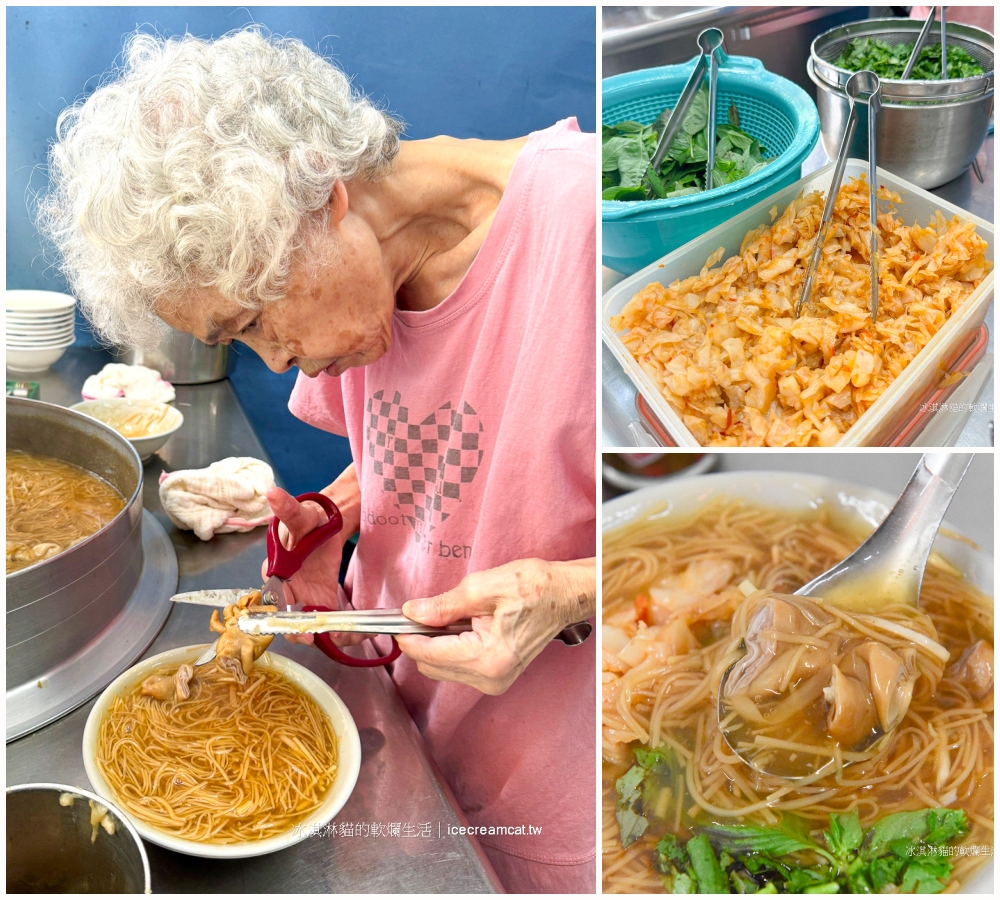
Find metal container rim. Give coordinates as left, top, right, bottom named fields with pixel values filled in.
left=807, top=57, right=995, bottom=110
left=6, top=397, right=143, bottom=582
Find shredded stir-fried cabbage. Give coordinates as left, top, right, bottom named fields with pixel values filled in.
left=612, top=176, right=991, bottom=446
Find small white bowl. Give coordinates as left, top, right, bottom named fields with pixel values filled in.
left=6, top=316, right=75, bottom=328
left=71, top=399, right=183, bottom=462
left=6, top=290, right=77, bottom=313
left=83, top=645, right=362, bottom=859
left=6, top=344, right=72, bottom=373
left=6, top=330, right=76, bottom=344
left=6, top=328, right=76, bottom=341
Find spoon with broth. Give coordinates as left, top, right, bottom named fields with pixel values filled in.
left=718, top=453, right=972, bottom=779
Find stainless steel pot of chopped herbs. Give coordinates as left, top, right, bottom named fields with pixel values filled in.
left=602, top=87, right=772, bottom=202
left=833, top=37, right=986, bottom=80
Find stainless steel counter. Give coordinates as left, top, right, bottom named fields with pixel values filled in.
left=603, top=135, right=995, bottom=448
left=5, top=348, right=502, bottom=893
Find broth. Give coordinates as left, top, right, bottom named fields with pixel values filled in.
left=6, top=450, right=126, bottom=574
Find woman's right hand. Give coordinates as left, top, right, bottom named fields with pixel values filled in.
left=262, top=487, right=364, bottom=647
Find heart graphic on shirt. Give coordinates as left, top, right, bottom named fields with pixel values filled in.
left=365, top=390, right=484, bottom=536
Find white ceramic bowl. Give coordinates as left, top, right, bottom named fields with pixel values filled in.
left=6, top=328, right=76, bottom=341
left=83, top=645, right=362, bottom=859
left=6, top=338, right=75, bottom=350
left=7, top=329, right=75, bottom=343
left=6, top=290, right=77, bottom=313
left=6, top=312, right=75, bottom=323
left=5, top=344, right=73, bottom=373
left=71, top=398, right=184, bottom=462
left=602, top=470, right=993, bottom=894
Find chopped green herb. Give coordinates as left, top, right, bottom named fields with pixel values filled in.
left=614, top=764, right=648, bottom=848
left=833, top=37, right=984, bottom=80
left=621, top=805, right=972, bottom=893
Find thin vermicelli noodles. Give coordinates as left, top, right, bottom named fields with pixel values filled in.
left=602, top=499, right=993, bottom=893
left=97, top=659, right=338, bottom=843
left=93, top=402, right=176, bottom=438
left=6, top=450, right=125, bottom=573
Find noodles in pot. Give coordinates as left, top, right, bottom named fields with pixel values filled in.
left=97, top=659, right=338, bottom=843
left=603, top=499, right=993, bottom=893
left=6, top=450, right=125, bottom=573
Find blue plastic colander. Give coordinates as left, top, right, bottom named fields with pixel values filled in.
left=603, top=55, right=820, bottom=274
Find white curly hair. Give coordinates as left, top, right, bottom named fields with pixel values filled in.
left=37, top=27, right=403, bottom=348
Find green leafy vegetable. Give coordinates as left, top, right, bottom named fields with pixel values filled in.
left=833, top=37, right=984, bottom=80
left=614, top=764, right=648, bottom=848
left=861, top=808, right=968, bottom=860
left=687, top=834, right=729, bottom=893
left=602, top=87, right=771, bottom=202
left=624, top=807, right=971, bottom=893
left=614, top=745, right=684, bottom=848
left=825, top=810, right=865, bottom=859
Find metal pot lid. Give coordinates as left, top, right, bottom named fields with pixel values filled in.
left=810, top=18, right=993, bottom=102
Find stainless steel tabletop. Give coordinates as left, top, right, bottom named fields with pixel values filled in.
left=5, top=347, right=502, bottom=894
left=602, top=134, right=995, bottom=448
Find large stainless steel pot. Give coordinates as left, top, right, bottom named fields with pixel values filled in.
left=120, top=326, right=230, bottom=384
left=809, top=63, right=993, bottom=188
left=808, top=19, right=993, bottom=188
left=7, top=784, right=151, bottom=893
left=6, top=398, right=143, bottom=687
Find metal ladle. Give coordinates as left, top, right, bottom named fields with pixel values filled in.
left=718, top=452, right=973, bottom=778
left=795, top=70, right=882, bottom=323
left=649, top=27, right=728, bottom=191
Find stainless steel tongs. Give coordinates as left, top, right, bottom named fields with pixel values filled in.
left=902, top=6, right=947, bottom=81
left=795, top=70, right=882, bottom=323
left=648, top=27, right=728, bottom=191
left=235, top=608, right=593, bottom=645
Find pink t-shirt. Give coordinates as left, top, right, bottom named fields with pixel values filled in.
left=289, top=119, right=596, bottom=892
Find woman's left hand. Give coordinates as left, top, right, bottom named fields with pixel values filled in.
left=395, top=557, right=595, bottom=695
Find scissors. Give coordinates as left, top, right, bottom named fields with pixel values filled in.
left=173, top=492, right=403, bottom=667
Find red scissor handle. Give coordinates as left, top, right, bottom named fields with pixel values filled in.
left=266, top=492, right=344, bottom=579
left=302, top=605, right=402, bottom=668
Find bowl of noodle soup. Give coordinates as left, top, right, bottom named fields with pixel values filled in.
left=83, top=645, right=361, bottom=858
left=72, top=399, right=184, bottom=462
left=602, top=470, right=993, bottom=894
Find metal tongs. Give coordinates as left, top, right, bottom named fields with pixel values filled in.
left=795, top=70, right=882, bottom=323
left=649, top=27, right=728, bottom=191
left=171, top=491, right=592, bottom=669
left=236, top=608, right=594, bottom=645
left=902, top=6, right=947, bottom=81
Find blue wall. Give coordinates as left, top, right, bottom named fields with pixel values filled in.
left=7, top=6, right=596, bottom=494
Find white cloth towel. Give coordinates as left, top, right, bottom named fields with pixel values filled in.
left=82, top=363, right=176, bottom=402
left=158, top=457, right=275, bottom=541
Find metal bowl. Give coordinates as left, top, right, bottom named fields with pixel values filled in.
left=6, top=398, right=143, bottom=687
left=119, top=327, right=230, bottom=384
left=6, top=783, right=150, bottom=893
left=808, top=19, right=993, bottom=188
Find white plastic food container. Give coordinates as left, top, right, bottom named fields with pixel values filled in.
left=602, top=159, right=995, bottom=447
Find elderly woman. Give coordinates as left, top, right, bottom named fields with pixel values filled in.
left=40, top=29, right=595, bottom=892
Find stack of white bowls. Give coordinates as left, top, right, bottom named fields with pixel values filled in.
left=6, top=290, right=78, bottom=373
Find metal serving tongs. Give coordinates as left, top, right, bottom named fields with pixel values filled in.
left=718, top=453, right=973, bottom=778
left=795, top=70, right=882, bottom=323
left=648, top=27, right=728, bottom=191
left=901, top=6, right=947, bottom=81
left=171, top=492, right=592, bottom=668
